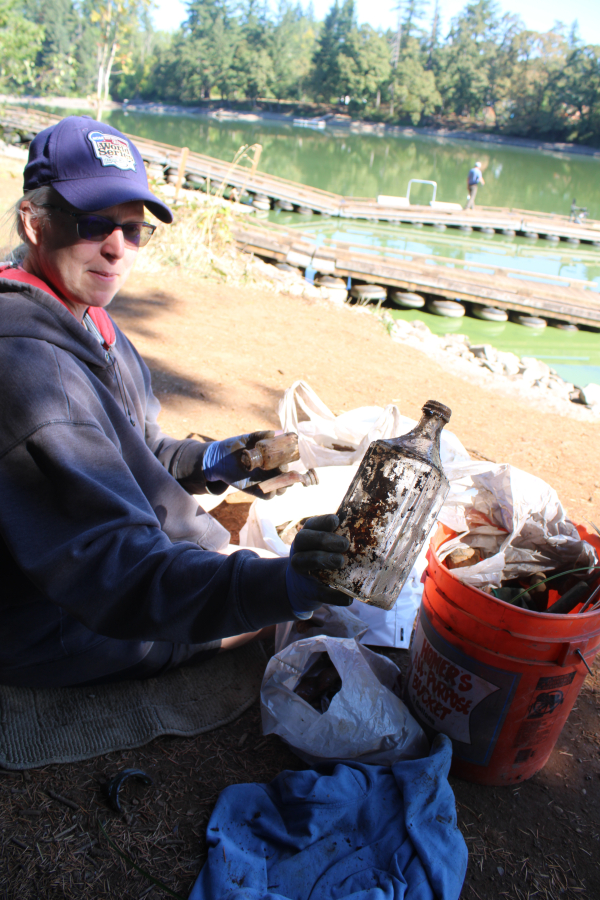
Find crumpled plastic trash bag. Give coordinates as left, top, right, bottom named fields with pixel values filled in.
left=261, top=635, right=429, bottom=767
left=437, top=461, right=597, bottom=588
left=275, top=603, right=368, bottom=655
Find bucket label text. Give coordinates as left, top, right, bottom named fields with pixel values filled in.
left=407, top=623, right=499, bottom=744
left=405, top=609, right=521, bottom=766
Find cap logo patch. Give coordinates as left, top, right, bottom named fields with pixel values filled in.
left=87, top=131, right=136, bottom=171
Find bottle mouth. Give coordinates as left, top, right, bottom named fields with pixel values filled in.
left=422, top=400, right=452, bottom=422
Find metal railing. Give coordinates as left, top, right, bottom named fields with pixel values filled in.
left=406, top=179, right=437, bottom=204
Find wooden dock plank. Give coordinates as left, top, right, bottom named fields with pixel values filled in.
left=4, top=105, right=600, bottom=243
left=233, top=221, right=600, bottom=327
left=3, top=105, right=599, bottom=324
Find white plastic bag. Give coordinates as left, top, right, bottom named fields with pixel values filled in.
left=261, top=636, right=429, bottom=766
left=278, top=380, right=471, bottom=470
left=437, top=460, right=598, bottom=588
left=278, top=380, right=403, bottom=469
left=275, top=604, right=368, bottom=655
left=239, top=465, right=359, bottom=555
left=347, top=539, right=430, bottom=647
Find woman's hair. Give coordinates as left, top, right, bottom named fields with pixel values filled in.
left=3, top=185, right=57, bottom=264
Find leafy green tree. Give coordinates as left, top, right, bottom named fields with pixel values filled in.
left=389, top=36, right=440, bottom=123
left=339, top=24, right=390, bottom=107
left=230, top=0, right=275, bottom=101
left=90, top=0, right=153, bottom=117
left=0, top=0, right=44, bottom=91
left=433, top=0, right=502, bottom=115
left=561, top=44, right=600, bottom=143
left=111, top=18, right=170, bottom=100
left=23, top=0, right=77, bottom=94
left=497, top=28, right=569, bottom=139
left=182, top=0, right=240, bottom=99
left=271, top=1, right=317, bottom=100
left=311, top=0, right=356, bottom=101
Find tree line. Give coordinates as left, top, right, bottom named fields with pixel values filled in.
left=3, top=0, right=600, bottom=145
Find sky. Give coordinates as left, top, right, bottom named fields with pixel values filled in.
left=152, top=0, right=600, bottom=45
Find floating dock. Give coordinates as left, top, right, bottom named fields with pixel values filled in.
left=3, top=105, right=600, bottom=326
left=233, top=221, right=600, bottom=329
left=3, top=105, right=600, bottom=245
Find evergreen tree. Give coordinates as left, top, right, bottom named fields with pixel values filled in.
left=434, top=0, right=500, bottom=115
left=182, top=0, right=239, bottom=99
left=340, top=24, right=391, bottom=107
left=271, top=1, right=317, bottom=100
left=0, top=0, right=44, bottom=91
left=426, top=0, right=440, bottom=67
left=561, top=44, right=600, bottom=143
left=72, top=0, right=101, bottom=97
left=231, top=0, right=275, bottom=101
left=23, top=0, right=77, bottom=93
left=401, top=0, right=428, bottom=48
left=390, top=36, right=440, bottom=122
left=311, top=0, right=357, bottom=101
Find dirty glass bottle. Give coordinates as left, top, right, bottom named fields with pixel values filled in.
left=319, top=400, right=452, bottom=610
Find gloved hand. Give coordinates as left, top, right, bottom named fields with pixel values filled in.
left=202, top=431, right=287, bottom=498
left=286, top=514, right=352, bottom=618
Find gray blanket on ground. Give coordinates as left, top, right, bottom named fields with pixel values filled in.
left=0, top=642, right=266, bottom=770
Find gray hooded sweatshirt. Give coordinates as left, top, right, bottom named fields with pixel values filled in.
left=0, top=275, right=291, bottom=686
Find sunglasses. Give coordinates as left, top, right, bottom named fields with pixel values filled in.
left=42, top=205, right=156, bottom=247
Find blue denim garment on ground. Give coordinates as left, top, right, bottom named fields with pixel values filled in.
left=189, top=734, right=467, bottom=900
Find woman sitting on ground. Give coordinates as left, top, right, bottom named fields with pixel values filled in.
left=0, top=116, right=349, bottom=689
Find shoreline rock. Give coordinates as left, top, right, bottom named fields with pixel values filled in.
left=383, top=315, right=600, bottom=422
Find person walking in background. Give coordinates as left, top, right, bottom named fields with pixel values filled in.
left=465, top=161, right=485, bottom=210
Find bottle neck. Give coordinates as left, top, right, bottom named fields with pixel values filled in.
left=413, top=411, right=446, bottom=442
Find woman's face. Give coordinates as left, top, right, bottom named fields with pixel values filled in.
left=22, top=200, right=146, bottom=322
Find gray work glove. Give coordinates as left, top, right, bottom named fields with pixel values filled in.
left=286, top=514, right=352, bottom=618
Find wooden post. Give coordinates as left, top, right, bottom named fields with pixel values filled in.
left=175, top=147, right=189, bottom=199
left=250, top=144, right=262, bottom=178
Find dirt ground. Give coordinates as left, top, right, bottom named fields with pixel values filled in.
left=2, top=159, right=600, bottom=898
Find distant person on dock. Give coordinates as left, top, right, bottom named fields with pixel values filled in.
left=0, top=115, right=350, bottom=689
left=465, top=161, right=485, bottom=210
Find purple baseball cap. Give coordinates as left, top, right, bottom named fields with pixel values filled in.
left=23, top=115, right=173, bottom=223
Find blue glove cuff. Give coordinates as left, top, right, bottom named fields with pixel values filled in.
left=202, top=438, right=244, bottom=484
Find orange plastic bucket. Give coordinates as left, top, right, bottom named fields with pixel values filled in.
left=404, top=522, right=600, bottom=785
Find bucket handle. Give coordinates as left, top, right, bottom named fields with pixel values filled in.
left=556, top=639, right=589, bottom=667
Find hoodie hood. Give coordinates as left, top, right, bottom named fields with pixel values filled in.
left=0, top=271, right=115, bottom=369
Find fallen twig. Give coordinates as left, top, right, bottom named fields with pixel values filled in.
left=46, top=789, right=79, bottom=811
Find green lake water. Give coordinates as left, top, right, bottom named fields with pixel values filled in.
left=106, top=110, right=600, bottom=217
left=100, top=109, right=600, bottom=386
left=388, top=308, right=600, bottom=388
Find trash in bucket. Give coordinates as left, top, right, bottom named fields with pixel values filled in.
left=404, top=521, right=600, bottom=786
left=437, top=460, right=597, bottom=590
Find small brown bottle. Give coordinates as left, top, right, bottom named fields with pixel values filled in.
left=240, top=432, right=300, bottom=471
left=319, top=400, right=452, bottom=609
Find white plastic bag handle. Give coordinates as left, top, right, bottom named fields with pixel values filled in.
left=278, top=380, right=337, bottom=434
